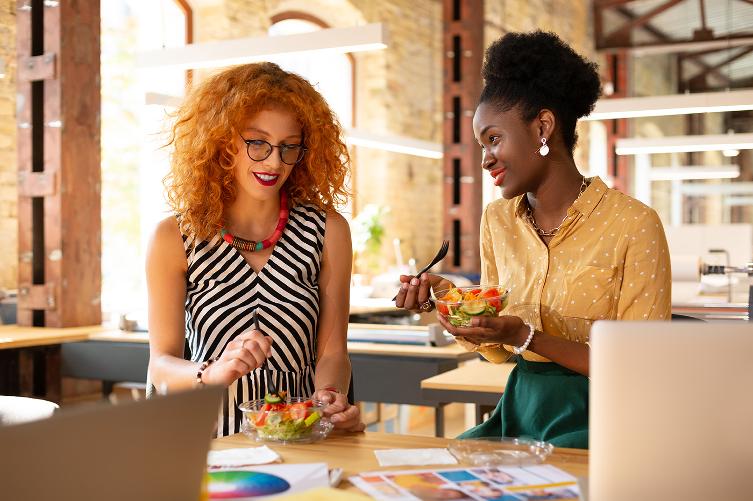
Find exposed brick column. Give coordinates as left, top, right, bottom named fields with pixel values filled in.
left=442, top=0, right=483, bottom=275
left=604, top=51, right=630, bottom=193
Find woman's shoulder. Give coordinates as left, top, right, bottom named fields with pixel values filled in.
left=151, top=215, right=184, bottom=245
left=322, top=209, right=349, bottom=234
left=146, top=215, right=188, bottom=270
left=484, top=195, right=520, bottom=222
left=293, top=205, right=349, bottom=235
left=601, top=184, right=662, bottom=223
left=290, top=203, right=327, bottom=223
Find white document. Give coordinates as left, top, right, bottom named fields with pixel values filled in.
left=207, top=446, right=281, bottom=468
left=374, top=448, right=459, bottom=467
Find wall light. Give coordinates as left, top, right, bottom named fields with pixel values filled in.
left=681, top=182, right=753, bottom=196
left=616, top=133, right=753, bottom=155
left=585, top=89, right=753, bottom=121
left=723, top=196, right=753, bottom=207
left=345, top=128, right=443, bottom=159
left=649, top=165, right=740, bottom=181
left=137, top=23, right=387, bottom=71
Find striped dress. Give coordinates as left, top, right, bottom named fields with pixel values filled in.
left=183, top=205, right=325, bottom=437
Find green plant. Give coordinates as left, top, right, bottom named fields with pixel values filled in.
left=351, top=204, right=389, bottom=275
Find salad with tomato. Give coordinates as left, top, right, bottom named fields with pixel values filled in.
left=238, top=392, right=332, bottom=443
left=435, top=286, right=509, bottom=327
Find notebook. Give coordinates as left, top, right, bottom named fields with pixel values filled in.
left=589, top=320, right=753, bottom=501
left=0, top=385, right=223, bottom=501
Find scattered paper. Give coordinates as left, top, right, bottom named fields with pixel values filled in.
left=374, top=448, right=459, bottom=467
left=207, top=446, right=280, bottom=468
left=205, top=463, right=329, bottom=500
left=351, top=464, right=580, bottom=500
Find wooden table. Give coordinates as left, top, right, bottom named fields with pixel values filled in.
left=421, top=359, right=515, bottom=425
left=60, top=329, right=475, bottom=436
left=0, top=324, right=109, bottom=401
left=0, top=324, right=108, bottom=349
left=211, top=431, right=589, bottom=494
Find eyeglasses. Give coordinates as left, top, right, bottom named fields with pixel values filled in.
left=240, top=135, right=307, bottom=165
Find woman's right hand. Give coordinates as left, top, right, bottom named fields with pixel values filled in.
left=394, top=273, right=454, bottom=313
left=202, top=330, right=272, bottom=387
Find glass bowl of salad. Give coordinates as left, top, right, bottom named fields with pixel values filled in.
left=239, top=393, right=334, bottom=444
left=435, top=286, right=510, bottom=327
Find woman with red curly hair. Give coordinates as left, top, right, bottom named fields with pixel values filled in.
left=146, top=62, right=363, bottom=436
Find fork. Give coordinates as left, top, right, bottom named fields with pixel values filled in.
left=391, top=239, right=450, bottom=301
left=253, top=309, right=279, bottom=399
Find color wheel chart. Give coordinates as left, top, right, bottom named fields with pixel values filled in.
left=208, top=470, right=291, bottom=499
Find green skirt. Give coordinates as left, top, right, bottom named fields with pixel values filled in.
left=458, top=357, right=589, bottom=449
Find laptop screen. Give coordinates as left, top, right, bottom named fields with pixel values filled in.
left=0, top=386, right=223, bottom=501
left=589, top=321, right=753, bottom=501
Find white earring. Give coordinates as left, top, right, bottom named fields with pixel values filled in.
left=539, top=138, right=549, bottom=157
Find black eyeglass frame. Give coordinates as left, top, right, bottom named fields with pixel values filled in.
left=239, top=134, right=307, bottom=165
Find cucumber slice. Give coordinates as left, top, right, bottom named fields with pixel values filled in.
left=304, top=411, right=321, bottom=427
left=264, top=393, right=282, bottom=404
left=461, top=299, right=486, bottom=316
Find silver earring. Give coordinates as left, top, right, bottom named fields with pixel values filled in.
left=539, top=138, right=549, bottom=157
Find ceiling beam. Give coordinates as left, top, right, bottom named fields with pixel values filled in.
left=613, top=5, right=731, bottom=88
left=600, top=32, right=753, bottom=55
left=606, top=0, right=685, bottom=46
left=688, top=46, right=753, bottom=82
left=594, top=0, right=640, bottom=7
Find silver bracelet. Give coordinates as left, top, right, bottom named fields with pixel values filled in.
left=512, top=323, right=536, bottom=355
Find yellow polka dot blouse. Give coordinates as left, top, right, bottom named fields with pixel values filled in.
left=476, top=176, right=671, bottom=363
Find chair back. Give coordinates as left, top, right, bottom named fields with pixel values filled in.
left=0, top=395, right=58, bottom=425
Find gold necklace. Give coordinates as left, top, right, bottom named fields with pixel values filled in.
left=526, top=177, right=588, bottom=237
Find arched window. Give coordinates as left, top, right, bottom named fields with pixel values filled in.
left=267, top=15, right=354, bottom=129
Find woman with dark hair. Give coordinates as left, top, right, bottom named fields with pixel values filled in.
left=147, top=62, right=363, bottom=436
left=396, top=31, right=670, bottom=448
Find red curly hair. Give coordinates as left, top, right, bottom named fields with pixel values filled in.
left=165, top=62, right=350, bottom=241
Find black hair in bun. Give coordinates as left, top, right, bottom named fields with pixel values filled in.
left=480, top=31, right=601, bottom=152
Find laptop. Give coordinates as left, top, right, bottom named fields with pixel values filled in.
left=589, top=321, right=753, bottom=501
left=0, top=385, right=223, bottom=501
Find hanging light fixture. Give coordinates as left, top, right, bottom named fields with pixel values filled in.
left=137, top=23, right=387, bottom=71
left=616, top=133, right=753, bottom=155
left=585, top=89, right=753, bottom=121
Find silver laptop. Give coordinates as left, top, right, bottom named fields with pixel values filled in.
left=0, top=385, right=223, bottom=501
left=589, top=321, right=753, bottom=501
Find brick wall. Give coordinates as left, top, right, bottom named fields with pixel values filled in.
left=0, top=0, right=16, bottom=291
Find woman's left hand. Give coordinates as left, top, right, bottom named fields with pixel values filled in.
left=313, top=389, right=365, bottom=432
left=437, top=313, right=529, bottom=346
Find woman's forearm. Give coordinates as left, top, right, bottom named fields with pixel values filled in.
left=527, top=332, right=590, bottom=377
left=314, top=351, right=352, bottom=394
left=149, top=353, right=201, bottom=393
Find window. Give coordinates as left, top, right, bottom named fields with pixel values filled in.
left=101, top=0, right=188, bottom=319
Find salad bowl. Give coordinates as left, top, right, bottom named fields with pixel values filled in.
left=239, top=394, right=334, bottom=444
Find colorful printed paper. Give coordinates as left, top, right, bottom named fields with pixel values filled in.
left=350, top=464, right=580, bottom=500
left=206, top=463, right=329, bottom=500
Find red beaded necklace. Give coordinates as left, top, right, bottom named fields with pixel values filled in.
left=221, top=191, right=289, bottom=252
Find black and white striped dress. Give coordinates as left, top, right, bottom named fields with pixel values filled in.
left=183, top=205, right=325, bottom=437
